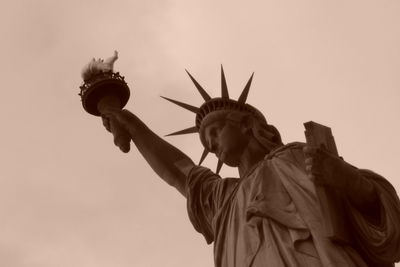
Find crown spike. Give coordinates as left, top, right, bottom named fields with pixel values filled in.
left=216, top=159, right=223, bottom=174
left=185, top=69, right=212, bottom=101
left=161, top=96, right=199, bottom=113
left=220, top=65, right=229, bottom=99
left=198, top=148, right=209, bottom=165
left=238, top=72, right=254, bottom=104
left=165, top=126, right=198, bottom=136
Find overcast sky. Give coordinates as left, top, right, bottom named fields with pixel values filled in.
left=0, top=0, right=399, bottom=266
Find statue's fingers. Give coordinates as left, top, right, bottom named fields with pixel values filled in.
left=101, top=115, right=111, bottom=132
left=305, top=169, right=325, bottom=185
left=101, top=108, right=121, bottom=120
left=305, top=164, right=313, bottom=173
left=115, top=137, right=130, bottom=153
left=303, top=145, right=317, bottom=156
left=307, top=173, right=322, bottom=185
left=110, top=119, right=131, bottom=153
left=306, top=162, right=323, bottom=177
left=305, top=157, right=313, bottom=166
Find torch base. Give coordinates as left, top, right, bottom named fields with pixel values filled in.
left=79, top=71, right=130, bottom=116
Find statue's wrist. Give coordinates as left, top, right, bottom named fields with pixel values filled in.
left=125, top=112, right=151, bottom=141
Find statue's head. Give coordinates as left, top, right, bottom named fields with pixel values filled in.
left=199, top=110, right=282, bottom=167
left=163, top=67, right=282, bottom=173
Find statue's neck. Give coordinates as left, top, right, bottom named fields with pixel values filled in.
left=238, top=138, right=280, bottom=178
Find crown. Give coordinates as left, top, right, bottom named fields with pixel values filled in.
left=162, top=66, right=266, bottom=174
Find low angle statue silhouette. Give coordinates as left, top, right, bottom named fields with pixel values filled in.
left=80, top=53, right=400, bottom=267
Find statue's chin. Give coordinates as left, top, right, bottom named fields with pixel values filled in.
left=225, top=162, right=238, bottom=167
left=219, top=153, right=239, bottom=167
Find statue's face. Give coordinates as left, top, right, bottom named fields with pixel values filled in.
left=203, top=119, right=250, bottom=167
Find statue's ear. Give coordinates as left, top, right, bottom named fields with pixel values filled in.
left=252, top=123, right=281, bottom=150
left=240, top=115, right=254, bottom=135
left=265, top=124, right=283, bottom=145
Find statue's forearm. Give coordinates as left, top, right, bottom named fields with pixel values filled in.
left=128, top=114, right=195, bottom=197
left=343, top=166, right=379, bottom=214
left=312, top=150, right=380, bottom=213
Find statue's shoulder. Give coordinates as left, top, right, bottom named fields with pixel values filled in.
left=264, top=142, right=306, bottom=159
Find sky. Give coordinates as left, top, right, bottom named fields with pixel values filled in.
left=0, top=0, right=399, bottom=266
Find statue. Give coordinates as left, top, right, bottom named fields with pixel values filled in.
left=79, top=55, right=400, bottom=267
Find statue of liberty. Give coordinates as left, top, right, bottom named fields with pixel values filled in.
left=80, top=54, right=400, bottom=266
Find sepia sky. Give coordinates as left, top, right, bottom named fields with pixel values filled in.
left=0, top=0, right=399, bottom=266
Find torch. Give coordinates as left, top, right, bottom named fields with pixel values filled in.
left=79, top=51, right=131, bottom=152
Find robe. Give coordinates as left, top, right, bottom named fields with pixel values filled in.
left=186, top=143, right=400, bottom=267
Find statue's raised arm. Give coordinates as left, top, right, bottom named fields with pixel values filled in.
left=79, top=52, right=195, bottom=196
left=102, top=109, right=194, bottom=196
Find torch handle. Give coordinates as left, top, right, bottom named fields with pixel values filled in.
left=98, top=96, right=131, bottom=153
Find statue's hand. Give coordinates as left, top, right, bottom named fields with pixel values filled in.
left=303, top=145, right=351, bottom=190
left=303, top=145, right=378, bottom=209
left=102, top=109, right=135, bottom=153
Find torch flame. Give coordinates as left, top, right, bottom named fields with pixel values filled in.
left=81, top=51, right=119, bottom=81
